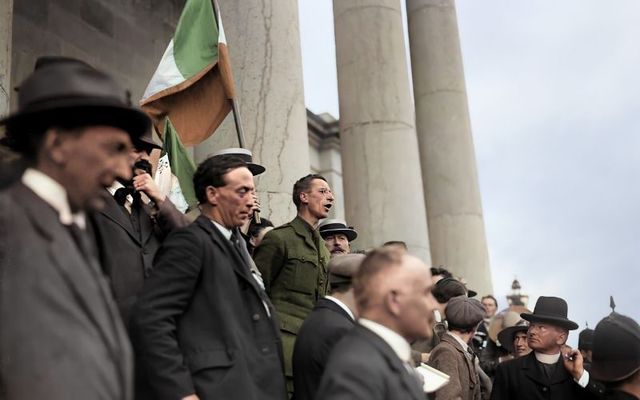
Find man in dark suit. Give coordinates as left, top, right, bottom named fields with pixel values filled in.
left=89, top=131, right=187, bottom=328
left=292, top=253, right=364, bottom=400
left=315, top=247, right=438, bottom=400
left=491, top=296, right=600, bottom=400
left=0, top=57, right=149, bottom=399
left=130, top=155, right=286, bottom=400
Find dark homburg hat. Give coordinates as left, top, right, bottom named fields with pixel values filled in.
left=591, top=312, right=640, bottom=382
left=318, top=219, right=358, bottom=242
left=521, top=296, right=579, bottom=330
left=1, top=56, right=150, bottom=152
left=210, top=148, right=265, bottom=176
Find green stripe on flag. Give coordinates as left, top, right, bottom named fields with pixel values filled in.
left=162, top=118, right=198, bottom=208
left=174, top=0, right=219, bottom=79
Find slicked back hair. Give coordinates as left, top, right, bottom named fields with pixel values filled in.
left=353, top=247, right=404, bottom=312
left=193, top=154, right=248, bottom=204
left=292, top=173, right=327, bottom=210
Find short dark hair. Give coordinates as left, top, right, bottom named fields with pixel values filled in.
left=481, top=295, right=498, bottom=308
left=382, top=240, right=407, bottom=250
left=353, top=247, right=403, bottom=312
left=248, top=217, right=274, bottom=238
left=292, top=173, right=327, bottom=209
left=193, top=154, right=248, bottom=203
left=430, top=266, right=452, bottom=279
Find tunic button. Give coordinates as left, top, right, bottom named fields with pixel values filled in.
left=252, top=313, right=260, bottom=321
left=542, top=387, right=548, bottom=392
left=261, top=346, right=269, bottom=353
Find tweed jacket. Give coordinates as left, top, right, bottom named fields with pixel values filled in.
left=429, top=332, right=482, bottom=400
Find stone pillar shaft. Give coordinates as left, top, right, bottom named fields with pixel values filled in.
left=195, top=0, right=310, bottom=225
left=407, top=0, right=493, bottom=294
left=333, top=0, right=430, bottom=260
left=0, top=0, right=12, bottom=118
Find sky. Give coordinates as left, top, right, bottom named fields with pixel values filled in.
left=298, top=0, right=640, bottom=344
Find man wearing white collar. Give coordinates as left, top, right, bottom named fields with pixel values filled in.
left=315, top=247, right=438, bottom=400
left=0, top=57, right=150, bottom=400
left=491, top=296, right=601, bottom=400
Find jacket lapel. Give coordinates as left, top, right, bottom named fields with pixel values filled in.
left=441, top=333, right=478, bottom=385
left=98, top=190, right=140, bottom=244
left=290, top=216, right=319, bottom=253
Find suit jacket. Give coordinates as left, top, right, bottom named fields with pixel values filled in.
left=130, top=215, right=287, bottom=400
left=0, top=183, right=133, bottom=400
left=491, top=352, right=600, bottom=400
left=88, top=189, right=187, bottom=326
left=428, top=333, right=482, bottom=400
left=315, top=324, right=425, bottom=400
left=292, top=297, right=355, bottom=400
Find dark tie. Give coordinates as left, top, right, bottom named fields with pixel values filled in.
left=230, top=229, right=253, bottom=271
left=113, top=187, right=132, bottom=206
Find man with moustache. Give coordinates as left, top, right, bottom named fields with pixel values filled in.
left=254, top=173, right=334, bottom=395
left=318, top=218, right=358, bottom=258
left=315, top=248, right=437, bottom=400
left=491, top=296, right=600, bottom=400
left=131, top=155, right=286, bottom=400
left=0, top=56, right=149, bottom=399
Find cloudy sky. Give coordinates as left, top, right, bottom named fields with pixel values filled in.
left=298, top=0, right=640, bottom=343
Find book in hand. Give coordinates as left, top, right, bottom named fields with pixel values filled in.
left=416, top=363, right=450, bottom=393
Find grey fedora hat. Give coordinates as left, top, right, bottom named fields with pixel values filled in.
left=318, top=219, right=358, bottom=242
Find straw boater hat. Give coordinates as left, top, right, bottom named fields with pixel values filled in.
left=1, top=56, right=149, bottom=152
left=318, top=219, right=358, bottom=242
left=210, top=148, right=265, bottom=176
left=521, top=296, right=578, bottom=331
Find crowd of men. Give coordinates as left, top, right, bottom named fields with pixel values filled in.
left=1, top=57, right=639, bottom=400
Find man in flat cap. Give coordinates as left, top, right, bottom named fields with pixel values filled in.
left=316, top=247, right=437, bottom=400
left=0, top=56, right=149, bottom=400
left=491, top=296, right=600, bottom=400
left=429, top=296, right=487, bottom=400
left=591, top=311, right=640, bottom=399
left=254, top=173, right=334, bottom=395
left=319, top=218, right=358, bottom=258
left=131, top=154, right=286, bottom=400
left=293, top=253, right=364, bottom=400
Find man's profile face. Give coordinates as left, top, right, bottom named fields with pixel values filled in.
left=302, top=179, right=334, bottom=219
left=513, top=331, right=531, bottom=358
left=210, top=167, right=255, bottom=228
left=481, top=298, right=497, bottom=318
left=324, top=233, right=350, bottom=257
left=58, top=126, right=133, bottom=211
left=395, top=256, right=437, bottom=342
left=527, top=322, right=567, bottom=354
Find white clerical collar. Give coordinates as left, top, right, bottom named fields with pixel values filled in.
left=211, top=219, right=232, bottom=241
left=447, top=331, right=469, bottom=352
left=535, top=352, right=561, bottom=364
left=22, top=168, right=86, bottom=229
left=325, top=295, right=355, bottom=321
left=359, top=318, right=411, bottom=363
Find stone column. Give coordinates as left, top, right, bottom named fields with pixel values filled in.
left=406, top=0, right=493, bottom=294
left=0, top=0, right=12, bottom=119
left=194, top=0, right=310, bottom=225
left=333, top=0, right=430, bottom=260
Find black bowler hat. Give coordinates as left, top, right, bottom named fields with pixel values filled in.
left=1, top=56, right=150, bottom=152
left=210, top=148, right=265, bottom=176
left=521, top=296, right=578, bottom=330
left=134, top=130, right=163, bottom=153
left=319, top=219, right=358, bottom=242
left=591, top=312, right=640, bottom=382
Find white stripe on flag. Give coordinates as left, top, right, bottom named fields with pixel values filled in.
left=141, top=39, right=185, bottom=102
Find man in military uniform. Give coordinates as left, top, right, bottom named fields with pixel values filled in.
left=254, top=173, right=334, bottom=396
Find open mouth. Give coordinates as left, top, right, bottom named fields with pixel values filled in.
left=323, top=203, right=332, bottom=212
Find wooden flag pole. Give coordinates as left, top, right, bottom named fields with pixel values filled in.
left=231, top=98, right=246, bottom=148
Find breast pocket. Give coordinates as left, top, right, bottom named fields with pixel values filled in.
left=286, top=253, right=319, bottom=295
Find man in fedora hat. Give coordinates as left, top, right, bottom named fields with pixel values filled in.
left=293, top=253, right=364, bottom=400
left=491, top=296, right=600, bottom=400
left=0, top=56, right=149, bottom=399
left=496, top=318, right=531, bottom=359
left=591, top=312, right=640, bottom=399
left=318, top=218, right=358, bottom=258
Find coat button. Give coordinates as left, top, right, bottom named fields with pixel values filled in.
left=261, top=346, right=269, bottom=353
left=542, top=387, right=548, bottom=392
left=252, top=313, right=260, bottom=321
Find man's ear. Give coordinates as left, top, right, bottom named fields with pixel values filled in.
left=43, top=128, right=70, bottom=165
left=384, top=290, right=402, bottom=317
left=205, top=186, right=219, bottom=206
left=299, top=191, right=309, bottom=206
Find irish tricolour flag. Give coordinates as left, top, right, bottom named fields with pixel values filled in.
left=140, top=0, right=234, bottom=147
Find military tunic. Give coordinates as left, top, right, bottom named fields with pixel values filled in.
left=253, top=216, right=330, bottom=393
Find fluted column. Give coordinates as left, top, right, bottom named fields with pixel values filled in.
left=333, top=0, right=430, bottom=260
left=407, top=0, right=493, bottom=294
left=0, top=0, right=12, bottom=119
left=195, top=0, right=310, bottom=225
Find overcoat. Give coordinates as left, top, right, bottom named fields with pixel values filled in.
left=315, top=324, right=425, bottom=400
left=292, top=297, right=355, bottom=400
left=429, top=333, right=482, bottom=400
left=0, top=183, right=133, bottom=399
left=130, top=215, right=287, bottom=400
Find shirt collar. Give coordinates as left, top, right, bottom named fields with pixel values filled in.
left=22, top=168, right=86, bottom=229
left=211, top=219, right=233, bottom=241
left=447, top=331, right=470, bottom=351
left=535, top=352, right=561, bottom=364
left=359, top=318, right=411, bottom=363
left=325, top=295, right=355, bottom=321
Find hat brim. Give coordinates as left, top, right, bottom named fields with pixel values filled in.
left=591, top=361, right=640, bottom=383
left=467, top=290, right=478, bottom=298
left=521, top=313, right=579, bottom=330
left=497, top=325, right=529, bottom=353
left=1, top=104, right=150, bottom=144
left=247, top=162, right=265, bottom=176
left=320, top=228, right=357, bottom=242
